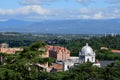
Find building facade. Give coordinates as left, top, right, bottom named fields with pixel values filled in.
left=63, top=43, right=100, bottom=71
left=0, top=43, right=23, bottom=54
left=79, top=43, right=95, bottom=63
left=45, top=45, right=70, bottom=61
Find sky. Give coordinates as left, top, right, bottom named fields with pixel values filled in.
left=0, top=0, right=120, bottom=21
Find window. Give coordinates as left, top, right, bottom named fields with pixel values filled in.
left=87, top=58, right=89, bottom=62
left=92, top=57, right=93, bottom=61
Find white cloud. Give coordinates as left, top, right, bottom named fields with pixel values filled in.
left=79, top=8, right=90, bottom=13
left=105, top=0, right=120, bottom=4
left=20, top=0, right=58, bottom=5
left=0, top=5, right=50, bottom=21
left=20, top=0, right=40, bottom=5
left=81, top=15, right=90, bottom=19
left=20, top=0, right=94, bottom=6
left=113, top=8, right=119, bottom=13
left=77, top=7, right=120, bottom=19
left=0, top=5, right=49, bottom=15
left=0, top=4, right=120, bottom=21
left=76, top=0, right=94, bottom=6
left=93, top=12, right=104, bottom=19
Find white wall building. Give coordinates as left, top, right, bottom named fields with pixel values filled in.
left=79, top=43, right=95, bottom=63
left=62, top=43, right=100, bottom=71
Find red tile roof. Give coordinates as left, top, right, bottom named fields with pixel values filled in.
left=49, top=63, right=62, bottom=71
left=112, top=50, right=120, bottom=53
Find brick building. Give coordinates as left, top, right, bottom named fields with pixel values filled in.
left=46, top=45, right=70, bottom=60
left=0, top=48, right=23, bottom=54
left=0, top=43, right=23, bottom=54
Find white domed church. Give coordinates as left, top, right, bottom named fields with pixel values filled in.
left=56, top=43, right=100, bottom=71
left=79, top=43, right=95, bottom=63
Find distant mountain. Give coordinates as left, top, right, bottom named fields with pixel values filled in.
left=0, top=20, right=34, bottom=32
left=0, top=19, right=120, bottom=34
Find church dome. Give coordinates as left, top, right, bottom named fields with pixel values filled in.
left=81, top=43, right=94, bottom=55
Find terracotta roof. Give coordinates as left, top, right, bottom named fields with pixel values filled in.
left=112, top=50, right=120, bottom=53
left=45, top=45, right=69, bottom=53
left=49, top=63, right=62, bottom=71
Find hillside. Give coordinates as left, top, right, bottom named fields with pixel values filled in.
left=0, top=19, right=120, bottom=34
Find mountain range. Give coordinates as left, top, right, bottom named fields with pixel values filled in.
left=0, top=19, right=120, bottom=34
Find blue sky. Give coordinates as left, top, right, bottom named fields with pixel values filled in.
left=0, top=0, right=120, bottom=21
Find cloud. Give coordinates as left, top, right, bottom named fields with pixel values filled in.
left=19, top=0, right=58, bottom=5
left=0, top=5, right=49, bottom=15
left=0, top=5, right=50, bottom=21
left=76, top=0, right=94, bottom=6
left=105, top=0, right=120, bottom=4
left=79, top=8, right=92, bottom=13
left=0, top=4, right=120, bottom=21
left=78, top=7, right=120, bottom=19
left=93, top=12, right=104, bottom=19
left=48, top=7, right=120, bottom=20
left=20, top=0, right=40, bottom=5
left=20, top=0, right=94, bottom=6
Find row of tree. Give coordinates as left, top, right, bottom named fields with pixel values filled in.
left=1, top=34, right=120, bottom=60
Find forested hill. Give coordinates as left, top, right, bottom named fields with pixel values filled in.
left=0, top=19, right=120, bottom=34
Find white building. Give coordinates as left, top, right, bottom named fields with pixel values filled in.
left=62, top=43, right=100, bottom=71
left=79, top=43, right=95, bottom=63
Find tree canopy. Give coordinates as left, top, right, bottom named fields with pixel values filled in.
left=0, top=41, right=54, bottom=80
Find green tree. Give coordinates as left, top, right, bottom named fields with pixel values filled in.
left=0, top=41, right=54, bottom=80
